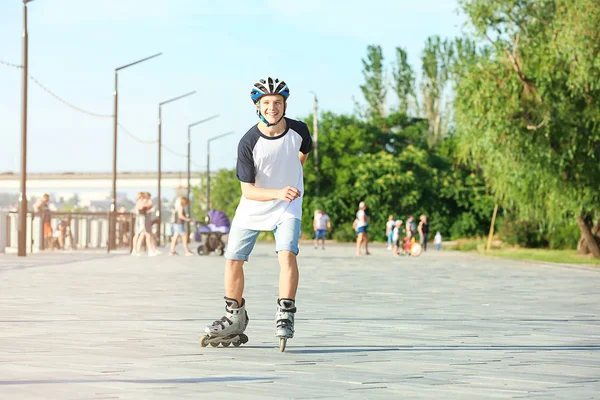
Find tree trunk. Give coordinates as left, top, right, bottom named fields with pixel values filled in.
left=577, top=236, right=589, bottom=255
left=576, top=215, right=600, bottom=258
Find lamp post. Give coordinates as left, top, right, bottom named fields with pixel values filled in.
left=206, top=131, right=234, bottom=212
left=108, top=52, right=162, bottom=253
left=157, top=91, right=196, bottom=246
left=18, top=0, right=34, bottom=257
left=309, top=91, right=319, bottom=171
left=187, top=115, right=219, bottom=202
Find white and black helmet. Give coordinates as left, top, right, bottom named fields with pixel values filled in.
left=250, top=77, right=290, bottom=104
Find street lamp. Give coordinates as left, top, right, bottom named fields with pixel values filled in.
left=157, top=91, right=196, bottom=246
left=109, top=52, right=162, bottom=253
left=206, top=131, right=235, bottom=212
left=18, top=0, right=34, bottom=257
left=309, top=91, right=319, bottom=171
left=309, top=90, right=319, bottom=196
left=187, top=115, right=219, bottom=202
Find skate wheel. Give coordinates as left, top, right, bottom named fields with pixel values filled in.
left=209, top=342, right=219, bottom=347
left=200, top=335, right=209, bottom=347
left=279, top=338, right=287, bottom=352
left=222, top=341, right=231, bottom=347
left=233, top=341, right=241, bottom=347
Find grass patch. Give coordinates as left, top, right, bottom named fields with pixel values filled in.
left=481, top=248, right=600, bottom=265
left=447, top=238, right=600, bottom=265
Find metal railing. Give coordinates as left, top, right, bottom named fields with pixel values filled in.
left=0, top=210, right=186, bottom=254
left=0, top=211, right=135, bottom=253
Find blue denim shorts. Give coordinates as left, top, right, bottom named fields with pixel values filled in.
left=314, top=229, right=326, bottom=240
left=225, top=218, right=301, bottom=261
left=172, top=223, right=185, bottom=235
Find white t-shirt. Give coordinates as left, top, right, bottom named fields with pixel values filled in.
left=356, top=210, right=367, bottom=228
left=386, top=220, right=395, bottom=233
left=314, top=213, right=330, bottom=230
left=232, top=118, right=313, bottom=231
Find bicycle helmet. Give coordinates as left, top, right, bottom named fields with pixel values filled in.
left=250, top=77, right=290, bottom=104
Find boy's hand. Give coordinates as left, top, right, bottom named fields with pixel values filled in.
left=277, top=186, right=301, bottom=202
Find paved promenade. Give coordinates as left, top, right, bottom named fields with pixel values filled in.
left=1, top=243, right=599, bottom=399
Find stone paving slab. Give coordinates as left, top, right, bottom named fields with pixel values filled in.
left=0, top=243, right=599, bottom=399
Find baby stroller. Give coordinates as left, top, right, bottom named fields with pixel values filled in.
left=194, top=210, right=230, bottom=256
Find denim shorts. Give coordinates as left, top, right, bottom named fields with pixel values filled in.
left=356, top=225, right=368, bottom=235
left=314, top=229, right=326, bottom=240
left=172, top=223, right=185, bottom=235
left=225, top=218, right=301, bottom=261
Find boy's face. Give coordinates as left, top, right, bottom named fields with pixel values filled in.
left=257, top=95, right=285, bottom=125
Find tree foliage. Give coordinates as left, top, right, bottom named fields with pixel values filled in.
left=421, top=36, right=454, bottom=146
left=359, top=45, right=387, bottom=119
left=392, top=47, right=418, bottom=116
left=301, top=111, right=493, bottom=242
left=455, top=0, right=600, bottom=256
left=191, top=169, right=242, bottom=223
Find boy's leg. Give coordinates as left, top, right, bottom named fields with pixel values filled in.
left=225, top=259, right=246, bottom=305
left=273, top=219, right=301, bottom=343
left=223, top=225, right=260, bottom=304
left=273, top=219, right=301, bottom=299
left=203, top=224, right=259, bottom=342
left=278, top=251, right=298, bottom=299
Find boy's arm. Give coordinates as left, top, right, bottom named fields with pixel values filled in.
left=299, top=152, right=309, bottom=166
left=241, top=182, right=300, bottom=202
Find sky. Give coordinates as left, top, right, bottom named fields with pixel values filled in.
left=0, top=0, right=465, bottom=176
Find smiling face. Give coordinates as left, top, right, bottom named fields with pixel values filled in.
left=257, top=94, right=285, bottom=125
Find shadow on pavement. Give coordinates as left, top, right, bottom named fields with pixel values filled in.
left=284, top=344, right=600, bottom=354
left=0, top=376, right=277, bottom=385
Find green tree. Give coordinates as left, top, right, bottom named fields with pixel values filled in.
left=421, top=36, right=454, bottom=146
left=191, top=170, right=241, bottom=223
left=454, top=0, right=600, bottom=256
left=392, top=47, right=418, bottom=115
left=359, top=45, right=387, bottom=119
left=300, top=110, right=490, bottom=242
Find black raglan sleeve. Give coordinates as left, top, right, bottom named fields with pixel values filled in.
left=236, top=131, right=258, bottom=183
left=296, top=121, right=313, bottom=154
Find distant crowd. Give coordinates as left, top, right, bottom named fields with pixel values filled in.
left=312, top=201, right=443, bottom=256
